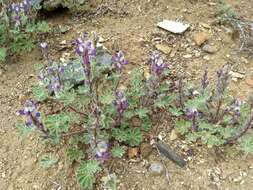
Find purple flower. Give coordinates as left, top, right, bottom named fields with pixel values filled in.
left=186, top=108, right=200, bottom=119
left=201, top=67, right=209, bottom=93
left=75, top=39, right=96, bottom=65
left=232, top=99, right=242, bottom=117
left=112, top=51, right=128, bottom=71
left=14, top=4, right=21, bottom=14
left=17, top=100, right=48, bottom=135
left=216, top=65, right=231, bottom=97
left=114, top=90, right=128, bottom=114
left=95, top=141, right=109, bottom=160
left=22, top=0, right=30, bottom=11
left=150, top=51, right=167, bottom=76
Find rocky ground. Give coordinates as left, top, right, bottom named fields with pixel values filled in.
left=1, top=0, right=253, bottom=189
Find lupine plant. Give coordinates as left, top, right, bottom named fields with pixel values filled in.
left=173, top=65, right=253, bottom=152
left=17, top=33, right=171, bottom=189
left=0, top=0, right=49, bottom=63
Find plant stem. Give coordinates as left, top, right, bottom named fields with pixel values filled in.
left=214, top=99, right=222, bottom=122
left=68, top=105, right=88, bottom=117
left=225, top=109, right=253, bottom=144
left=178, top=78, right=184, bottom=110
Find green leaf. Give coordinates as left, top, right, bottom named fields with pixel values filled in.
left=40, top=154, right=58, bottom=169
left=175, top=120, right=191, bottom=135
left=76, top=160, right=101, bottom=189
left=57, top=89, right=76, bottom=106
left=154, top=95, right=175, bottom=109
left=135, top=108, right=149, bottom=118
left=66, top=147, right=84, bottom=162
left=111, top=145, right=125, bottom=158
left=239, top=133, right=253, bottom=154
left=100, top=93, right=114, bottom=105
left=141, top=117, right=152, bottom=131
left=0, top=47, right=6, bottom=62
left=126, top=128, right=143, bottom=147
left=112, top=128, right=128, bottom=143
left=15, top=121, right=33, bottom=136
left=169, top=107, right=183, bottom=116
left=32, top=85, right=49, bottom=102
left=44, top=113, right=70, bottom=139
left=102, top=173, right=118, bottom=190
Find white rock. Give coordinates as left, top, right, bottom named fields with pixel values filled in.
left=149, top=162, right=164, bottom=176
left=157, top=20, right=190, bottom=34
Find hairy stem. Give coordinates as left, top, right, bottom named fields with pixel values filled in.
left=225, top=109, right=253, bottom=144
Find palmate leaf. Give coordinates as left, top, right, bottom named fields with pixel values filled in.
left=66, top=147, right=84, bottom=162
left=0, top=47, right=6, bottom=62
left=141, top=117, right=152, bottom=131
left=100, top=92, right=114, bottom=105
left=175, top=120, right=191, bottom=135
left=77, top=160, right=101, bottom=189
left=15, top=121, right=33, bottom=136
left=57, top=89, right=76, bottom=106
left=44, top=113, right=70, bottom=138
left=126, top=128, right=143, bottom=147
left=169, top=107, right=183, bottom=116
left=111, top=145, right=125, bottom=158
left=239, top=132, right=253, bottom=154
left=102, top=173, right=118, bottom=190
left=32, top=85, right=49, bottom=102
left=40, top=154, right=58, bottom=169
left=185, top=93, right=209, bottom=111
left=155, top=95, right=175, bottom=109
left=135, top=108, right=149, bottom=118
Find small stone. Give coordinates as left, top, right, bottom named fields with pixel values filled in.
left=149, top=162, right=164, bottom=176
left=140, top=143, right=153, bottom=158
left=230, top=71, right=245, bottom=79
left=128, top=147, right=138, bottom=158
left=202, top=44, right=218, bottom=54
left=193, top=32, right=210, bottom=46
left=203, top=55, right=211, bottom=61
left=183, top=54, right=192, bottom=58
left=155, top=44, right=172, bottom=55
left=157, top=20, right=190, bottom=34
left=170, top=129, right=178, bottom=141
left=246, top=78, right=253, bottom=87
left=1, top=172, right=6, bottom=178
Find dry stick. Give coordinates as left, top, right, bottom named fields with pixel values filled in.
left=68, top=105, right=88, bottom=117
left=225, top=109, right=253, bottom=144
left=155, top=141, right=187, bottom=168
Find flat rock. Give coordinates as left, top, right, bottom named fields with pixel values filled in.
left=230, top=71, right=245, bottom=79
left=157, top=20, right=190, bottom=34
left=140, top=143, right=153, bottom=158
left=170, top=129, right=178, bottom=141
left=193, top=32, right=210, bottom=46
left=128, top=147, right=138, bottom=158
left=202, top=44, right=218, bottom=54
left=155, top=44, right=172, bottom=55
left=149, top=162, right=164, bottom=176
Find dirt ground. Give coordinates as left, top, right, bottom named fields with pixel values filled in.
left=1, top=0, right=253, bottom=189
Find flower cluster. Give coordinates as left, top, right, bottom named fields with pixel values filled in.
left=216, top=65, right=231, bottom=97
left=75, top=36, right=96, bottom=66
left=112, top=51, right=128, bottom=72
left=150, top=51, right=167, bottom=76
left=38, top=63, right=64, bottom=93
left=201, top=67, right=209, bottom=93
left=95, top=141, right=109, bottom=160
left=186, top=107, right=200, bottom=131
left=9, top=0, right=32, bottom=26
left=113, top=90, right=128, bottom=114
left=17, top=100, right=48, bottom=135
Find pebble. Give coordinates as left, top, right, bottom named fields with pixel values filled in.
left=128, top=147, right=138, bottom=158
left=157, top=20, right=190, bottom=34
left=149, top=162, right=164, bottom=176
left=202, top=44, right=218, bottom=54
left=193, top=32, right=210, bottom=46
left=140, top=143, right=153, bottom=158
left=155, top=44, right=172, bottom=55
left=169, top=129, right=178, bottom=141
left=183, top=54, right=192, bottom=58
